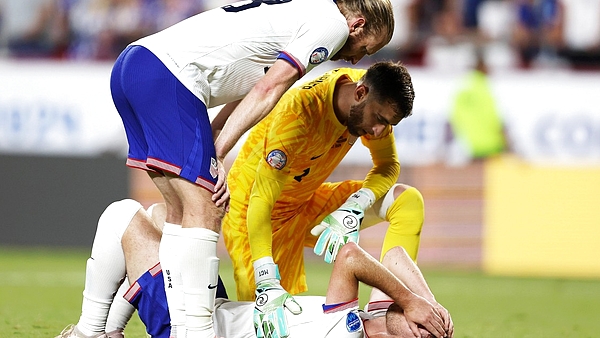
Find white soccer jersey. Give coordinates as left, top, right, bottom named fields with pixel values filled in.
left=213, top=296, right=365, bottom=337
left=133, top=0, right=348, bottom=108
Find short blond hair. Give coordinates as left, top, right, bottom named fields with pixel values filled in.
left=337, top=0, right=395, bottom=45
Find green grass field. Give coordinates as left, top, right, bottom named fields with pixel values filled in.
left=2, top=246, right=600, bottom=338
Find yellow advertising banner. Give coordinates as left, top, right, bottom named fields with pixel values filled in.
left=484, top=155, right=600, bottom=278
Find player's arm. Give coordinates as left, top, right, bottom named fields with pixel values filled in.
left=312, top=128, right=399, bottom=263
left=247, top=112, right=308, bottom=338
left=361, top=125, right=400, bottom=198
left=211, top=99, right=241, bottom=141
left=210, top=100, right=243, bottom=207
left=246, top=160, right=289, bottom=260
left=213, top=59, right=300, bottom=162
left=325, top=243, right=447, bottom=338
left=246, top=107, right=308, bottom=261
left=370, top=246, right=435, bottom=303
left=369, top=246, right=454, bottom=337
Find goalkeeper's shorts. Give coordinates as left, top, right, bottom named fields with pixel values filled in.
left=223, top=180, right=362, bottom=301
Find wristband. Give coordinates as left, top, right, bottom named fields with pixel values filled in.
left=253, top=256, right=280, bottom=284
left=347, top=188, right=376, bottom=210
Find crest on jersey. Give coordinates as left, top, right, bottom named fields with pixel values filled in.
left=266, top=150, right=287, bottom=170
left=310, top=47, right=329, bottom=65
left=346, top=311, right=362, bottom=332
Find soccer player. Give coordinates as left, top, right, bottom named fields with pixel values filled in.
left=57, top=199, right=453, bottom=338
left=220, top=61, right=429, bottom=335
left=109, top=0, right=395, bottom=337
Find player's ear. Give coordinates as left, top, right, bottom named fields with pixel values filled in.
left=349, top=17, right=366, bottom=34
left=355, top=84, right=368, bottom=101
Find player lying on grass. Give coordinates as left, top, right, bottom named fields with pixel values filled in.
left=57, top=199, right=453, bottom=338
left=218, top=61, right=437, bottom=335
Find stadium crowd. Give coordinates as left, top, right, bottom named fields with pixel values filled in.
left=0, top=0, right=599, bottom=70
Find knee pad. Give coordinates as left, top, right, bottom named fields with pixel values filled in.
left=373, top=184, right=403, bottom=219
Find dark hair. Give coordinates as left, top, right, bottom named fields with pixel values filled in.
left=361, top=61, right=415, bottom=121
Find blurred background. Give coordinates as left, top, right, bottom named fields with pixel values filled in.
left=1, top=0, right=599, bottom=280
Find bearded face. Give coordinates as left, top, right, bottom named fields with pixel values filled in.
left=346, top=100, right=367, bottom=137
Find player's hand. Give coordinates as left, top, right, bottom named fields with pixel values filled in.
left=434, top=303, right=453, bottom=338
left=403, top=296, right=447, bottom=338
left=311, top=188, right=375, bottom=263
left=254, top=279, right=302, bottom=338
left=385, top=303, right=437, bottom=338
left=253, top=258, right=301, bottom=338
left=212, top=157, right=229, bottom=209
left=311, top=203, right=362, bottom=263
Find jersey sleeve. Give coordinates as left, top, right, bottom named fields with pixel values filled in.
left=279, top=19, right=349, bottom=77
left=359, top=126, right=400, bottom=199
left=246, top=106, right=310, bottom=261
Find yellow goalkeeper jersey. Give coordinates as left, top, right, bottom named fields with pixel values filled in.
left=227, top=67, right=400, bottom=262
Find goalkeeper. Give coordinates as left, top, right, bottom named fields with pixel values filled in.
left=218, top=61, right=434, bottom=336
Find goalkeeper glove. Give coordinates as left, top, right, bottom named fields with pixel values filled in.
left=253, top=257, right=302, bottom=338
left=311, top=188, right=376, bottom=263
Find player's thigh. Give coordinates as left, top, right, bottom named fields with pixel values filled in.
left=168, top=174, right=224, bottom=230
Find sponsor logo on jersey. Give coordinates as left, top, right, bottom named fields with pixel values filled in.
left=346, top=311, right=362, bottom=332
left=310, top=47, right=329, bottom=64
left=266, top=149, right=287, bottom=170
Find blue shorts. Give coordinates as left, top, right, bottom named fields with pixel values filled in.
left=110, top=45, right=218, bottom=192
left=124, top=263, right=228, bottom=337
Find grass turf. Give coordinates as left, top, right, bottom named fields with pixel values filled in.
left=1, top=246, right=600, bottom=337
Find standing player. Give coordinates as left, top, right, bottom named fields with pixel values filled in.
left=220, top=61, right=431, bottom=335
left=108, top=0, right=395, bottom=337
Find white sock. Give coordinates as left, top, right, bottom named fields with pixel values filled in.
left=159, top=223, right=186, bottom=337
left=179, top=228, right=219, bottom=338
left=77, top=199, right=141, bottom=336
left=105, top=277, right=135, bottom=333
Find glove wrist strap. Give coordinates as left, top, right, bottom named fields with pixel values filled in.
left=347, top=188, right=376, bottom=210
left=254, top=256, right=280, bottom=284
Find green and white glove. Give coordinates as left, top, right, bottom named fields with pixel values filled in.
left=311, top=188, right=376, bottom=263
left=253, top=257, right=302, bottom=338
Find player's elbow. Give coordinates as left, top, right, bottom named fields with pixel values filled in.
left=335, top=242, right=362, bottom=266
left=387, top=160, right=400, bottom=178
